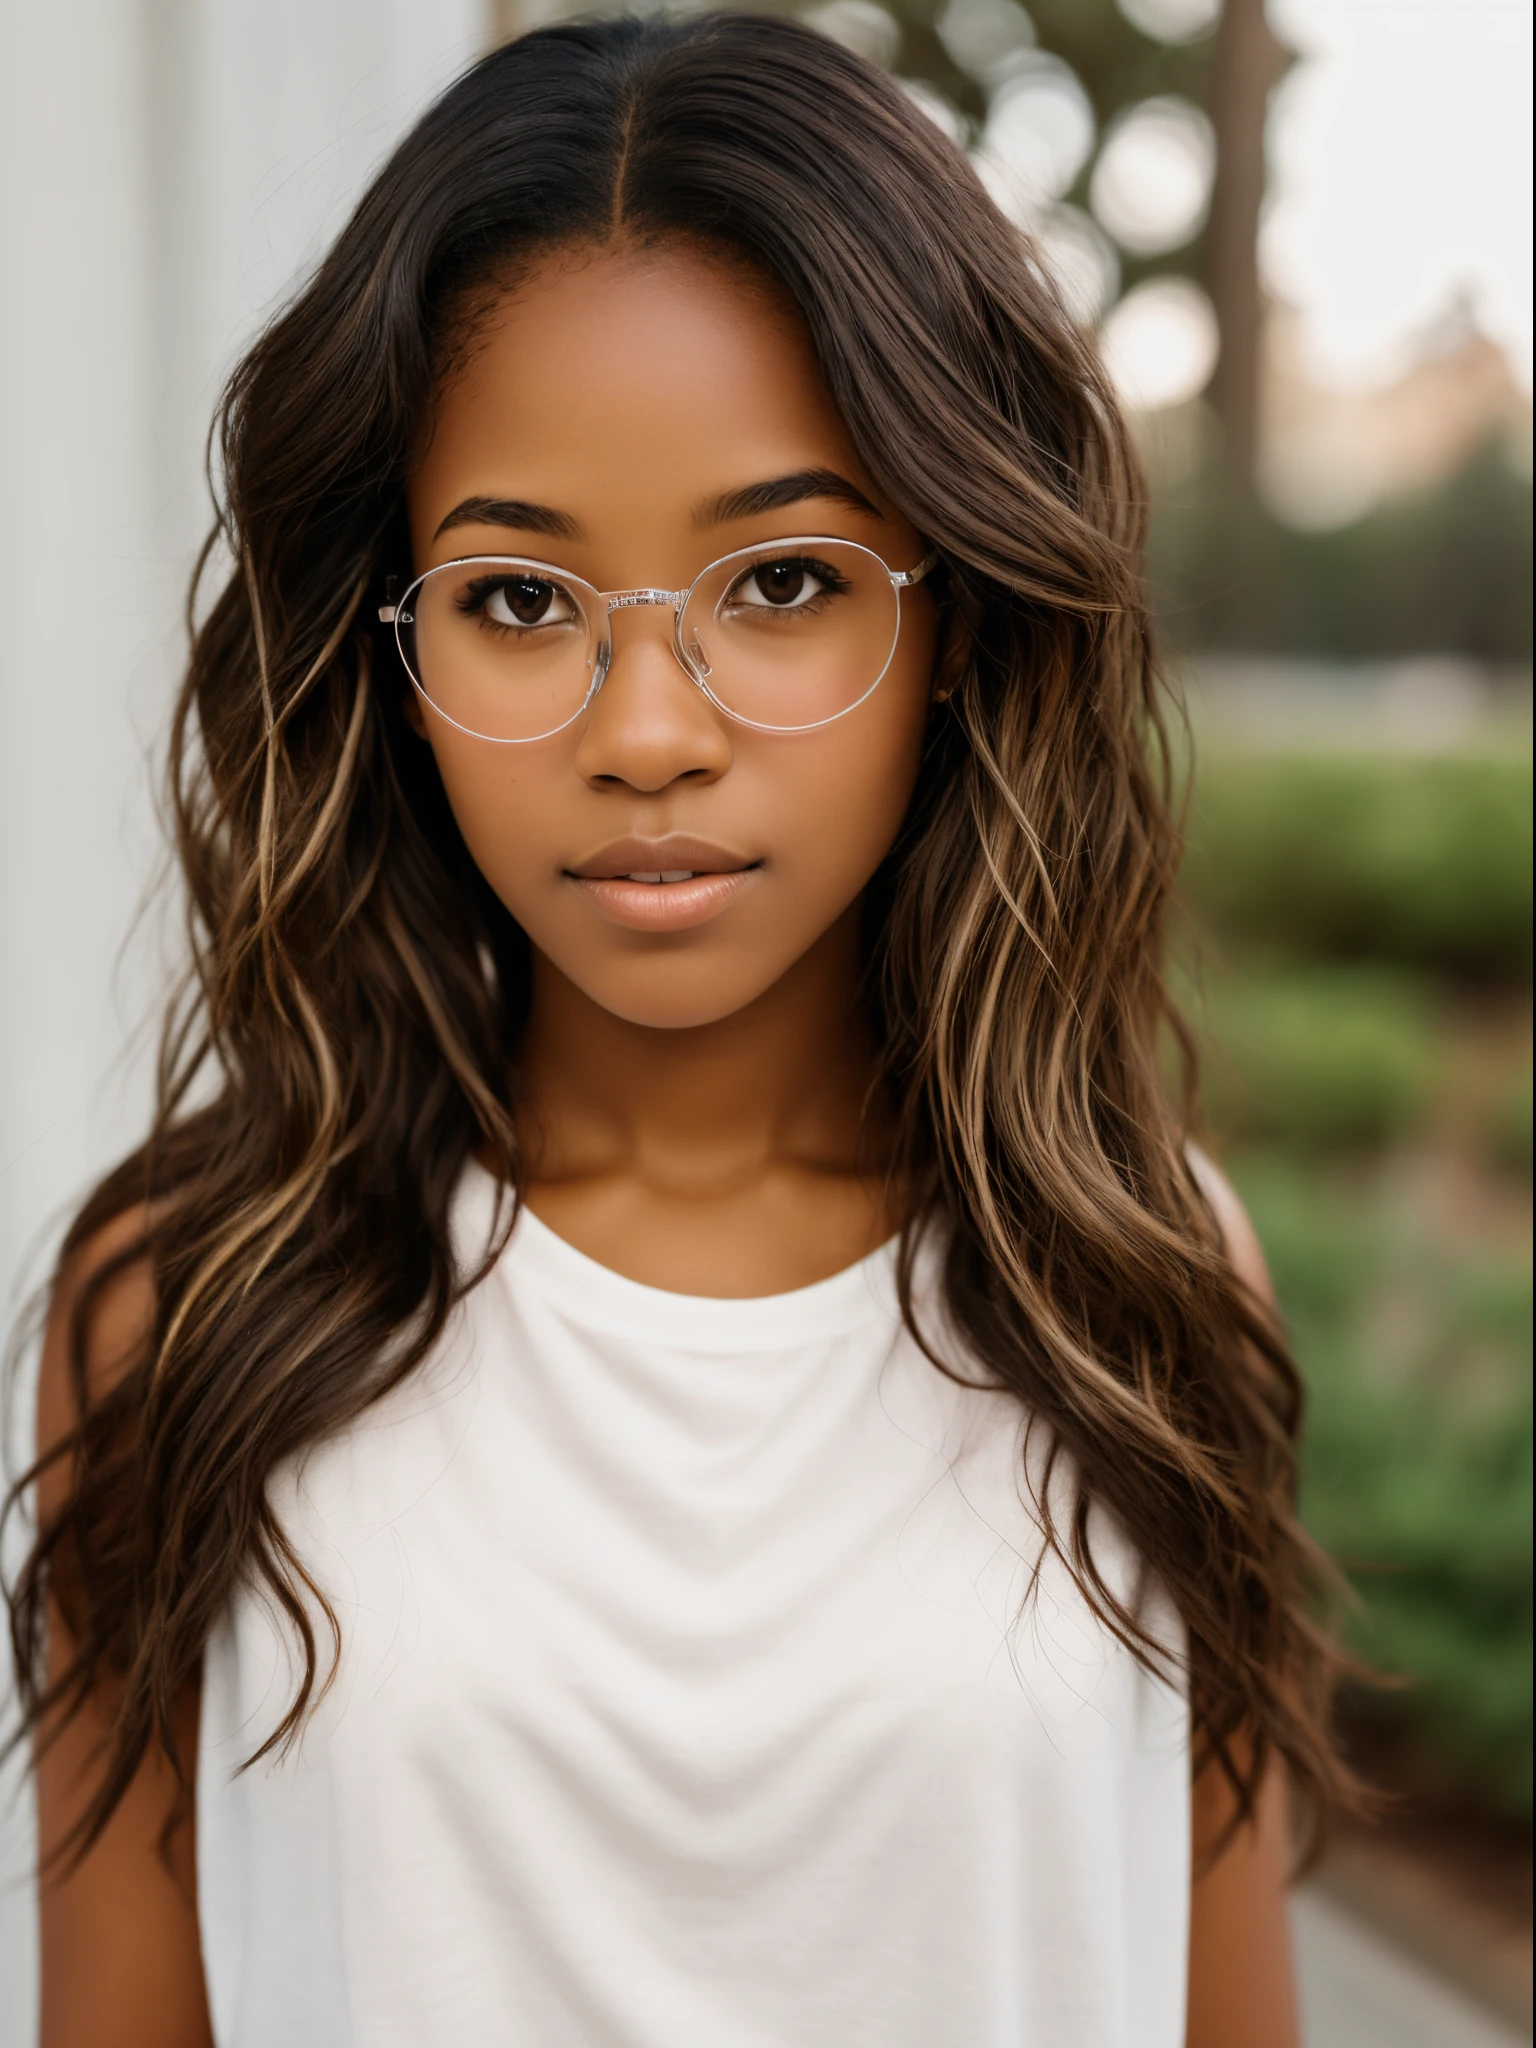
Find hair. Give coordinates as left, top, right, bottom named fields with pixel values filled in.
left=6, top=10, right=1352, bottom=1868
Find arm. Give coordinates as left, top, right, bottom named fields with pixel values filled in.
left=1187, top=1746, right=1299, bottom=2048
left=34, top=1211, right=214, bottom=2048
left=1184, top=1149, right=1301, bottom=2048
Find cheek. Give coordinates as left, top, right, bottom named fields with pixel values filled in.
left=424, top=736, right=556, bottom=910
left=824, top=615, right=936, bottom=833
left=780, top=708, right=922, bottom=874
left=761, top=628, right=934, bottom=899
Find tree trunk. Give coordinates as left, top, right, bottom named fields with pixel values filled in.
left=1206, top=0, right=1290, bottom=486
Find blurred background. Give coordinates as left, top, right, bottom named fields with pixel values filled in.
left=0, top=2, right=1529, bottom=2042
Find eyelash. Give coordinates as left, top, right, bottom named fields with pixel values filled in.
left=448, top=554, right=855, bottom=634
left=455, top=574, right=572, bottom=636
left=730, top=556, right=851, bottom=603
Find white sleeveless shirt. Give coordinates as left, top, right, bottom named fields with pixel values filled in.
left=198, top=1165, right=1190, bottom=2046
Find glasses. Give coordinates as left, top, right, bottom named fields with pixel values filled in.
left=378, top=536, right=938, bottom=743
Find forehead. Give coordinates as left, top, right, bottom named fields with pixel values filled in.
left=411, top=242, right=870, bottom=530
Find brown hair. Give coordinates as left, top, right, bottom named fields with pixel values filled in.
left=6, top=11, right=1349, bottom=1864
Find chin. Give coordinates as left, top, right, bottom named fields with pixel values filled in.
left=568, top=951, right=790, bottom=1032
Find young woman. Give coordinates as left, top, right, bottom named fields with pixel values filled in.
left=10, top=16, right=1348, bottom=2046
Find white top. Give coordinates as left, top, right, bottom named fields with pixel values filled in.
left=198, top=1165, right=1190, bottom=2047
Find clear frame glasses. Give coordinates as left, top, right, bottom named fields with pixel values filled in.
left=378, top=536, right=938, bottom=743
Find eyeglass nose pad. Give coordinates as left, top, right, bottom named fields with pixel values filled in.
left=684, top=631, right=712, bottom=682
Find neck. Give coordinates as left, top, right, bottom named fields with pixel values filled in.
left=516, top=909, right=887, bottom=1201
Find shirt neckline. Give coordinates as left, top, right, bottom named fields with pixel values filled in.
left=461, top=1161, right=901, bottom=1353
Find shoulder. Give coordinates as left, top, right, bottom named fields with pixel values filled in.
left=1185, top=1143, right=1276, bottom=1311
left=36, top=1202, right=156, bottom=1502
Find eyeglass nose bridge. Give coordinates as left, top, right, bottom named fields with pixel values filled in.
left=603, top=587, right=687, bottom=614
left=591, top=585, right=709, bottom=699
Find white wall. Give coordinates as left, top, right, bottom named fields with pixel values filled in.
left=0, top=6, right=490, bottom=2036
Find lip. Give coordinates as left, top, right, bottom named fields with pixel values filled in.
left=568, top=835, right=755, bottom=881
left=565, top=835, right=762, bottom=933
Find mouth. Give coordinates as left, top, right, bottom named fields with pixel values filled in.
left=607, top=868, right=711, bottom=885
left=565, top=836, right=763, bottom=933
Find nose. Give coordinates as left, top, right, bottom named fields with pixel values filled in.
left=573, top=605, right=733, bottom=792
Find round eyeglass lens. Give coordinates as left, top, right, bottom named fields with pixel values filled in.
left=398, top=557, right=601, bottom=741
left=680, top=539, right=901, bottom=730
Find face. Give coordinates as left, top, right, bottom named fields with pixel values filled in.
left=405, top=242, right=939, bottom=1030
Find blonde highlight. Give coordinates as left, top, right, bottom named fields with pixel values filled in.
left=6, top=12, right=1354, bottom=1873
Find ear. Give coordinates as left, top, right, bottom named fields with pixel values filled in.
left=401, top=687, right=428, bottom=740
left=930, top=603, right=970, bottom=705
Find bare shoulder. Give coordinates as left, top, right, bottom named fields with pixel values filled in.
left=1185, top=1142, right=1276, bottom=1311
left=1181, top=1155, right=1298, bottom=2043
left=36, top=1202, right=156, bottom=1498
left=1187, top=1745, right=1300, bottom=2048
left=32, top=1203, right=214, bottom=2048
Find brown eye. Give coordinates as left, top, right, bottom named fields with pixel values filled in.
left=485, top=577, right=573, bottom=628
left=756, top=562, right=809, bottom=606
left=732, top=560, right=827, bottom=610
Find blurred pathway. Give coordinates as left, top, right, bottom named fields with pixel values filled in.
left=1295, top=1887, right=1532, bottom=2048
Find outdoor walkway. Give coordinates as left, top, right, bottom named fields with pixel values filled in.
left=1294, top=1887, right=1532, bottom=2048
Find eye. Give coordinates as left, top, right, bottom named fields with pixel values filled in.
left=480, top=576, right=577, bottom=629
left=729, top=559, right=829, bottom=610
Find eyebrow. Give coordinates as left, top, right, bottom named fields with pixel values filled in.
left=698, top=468, right=882, bottom=527
left=431, top=467, right=881, bottom=544
left=433, top=496, right=584, bottom=541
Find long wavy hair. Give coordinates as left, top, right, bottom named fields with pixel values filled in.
left=7, top=11, right=1349, bottom=1865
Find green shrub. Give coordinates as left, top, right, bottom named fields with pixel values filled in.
left=1485, top=1071, right=1534, bottom=1175
left=1186, top=963, right=1441, bottom=1151
left=1181, top=751, right=1532, bottom=982
left=1151, top=440, right=1534, bottom=664
left=1230, top=1155, right=1534, bottom=1818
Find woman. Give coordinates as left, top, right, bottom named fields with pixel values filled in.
left=11, top=16, right=1346, bottom=2045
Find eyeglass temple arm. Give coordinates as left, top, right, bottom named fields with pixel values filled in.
left=892, top=552, right=940, bottom=589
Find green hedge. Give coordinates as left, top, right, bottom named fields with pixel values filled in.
left=1188, top=963, right=1441, bottom=1151
left=1151, top=441, right=1533, bottom=664
left=1232, top=1155, right=1534, bottom=1819
left=1486, top=1071, right=1534, bottom=1174
left=1181, top=750, right=1532, bottom=982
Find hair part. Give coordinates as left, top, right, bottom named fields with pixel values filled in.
left=6, top=10, right=1354, bottom=1870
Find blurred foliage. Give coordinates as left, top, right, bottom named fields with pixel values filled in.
left=1153, top=441, right=1535, bottom=663
left=1486, top=1072, right=1533, bottom=1176
left=1232, top=1157, right=1533, bottom=1818
left=994, top=0, right=1216, bottom=295
left=693, top=0, right=1222, bottom=295
left=1187, top=964, right=1441, bottom=1151
left=1188, top=741, right=1534, bottom=1820
left=1180, top=748, right=1533, bottom=982
left=807, top=0, right=1213, bottom=138
left=1012, top=0, right=1211, bottom=119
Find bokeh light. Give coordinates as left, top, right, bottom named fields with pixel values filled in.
left=898, top=76, right=969, bottom=146
left=1115, top=0, right=1221, bottom=45
left=1100, top=275, right=1220, bottom=408
left=1089, top=94, right=1216, bottom=256
left=974, top=51, right=1096, bottom=220
left=802, top=0, right=902, bottom=70
left=936, top=0, right=1037, bottom=80
left=1033, top=203, right=1122, bottom=327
